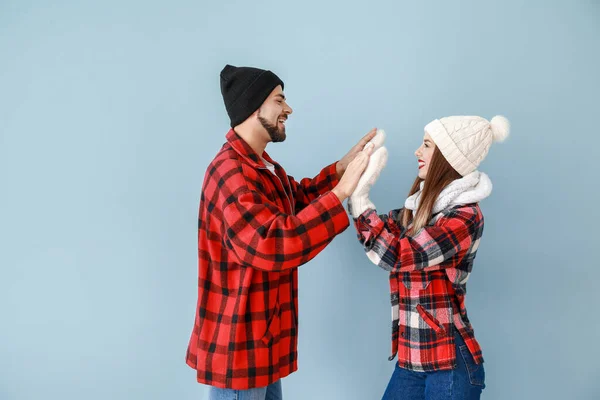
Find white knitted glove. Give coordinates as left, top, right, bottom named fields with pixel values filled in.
left=347, top=146, right=388, bottom=218
left=366, top=128, right=386, bottom=152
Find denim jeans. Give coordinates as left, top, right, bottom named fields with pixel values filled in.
left=382, top=332, right=485, bottom=400
left=208, top=380, right=282, bottom=400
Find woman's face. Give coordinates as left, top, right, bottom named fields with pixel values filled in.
left=414, top=132, right=436, bottom=180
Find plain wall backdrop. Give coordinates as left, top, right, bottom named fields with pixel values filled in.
left=1, top=0, right=599, bottom=399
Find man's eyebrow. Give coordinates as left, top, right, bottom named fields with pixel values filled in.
left=275, top=94, right=286, bottom=100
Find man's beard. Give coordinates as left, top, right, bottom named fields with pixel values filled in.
left=258, top=110, right=286, bottom=143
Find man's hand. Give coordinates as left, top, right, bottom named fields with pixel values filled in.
left=336, top=128, right=377, bottom=179
left=332, top=150, right=371, bottom=202
left=336, top=128, right=386, bottom=179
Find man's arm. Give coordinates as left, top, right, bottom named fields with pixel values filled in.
left=287, top=162, right=341, bottom=211
left=217, top=160, right=350, bottom=272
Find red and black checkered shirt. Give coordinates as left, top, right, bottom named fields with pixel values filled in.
left=354, top=205, right=485, bottom=372
left=186, top=129, right=350, bottom=389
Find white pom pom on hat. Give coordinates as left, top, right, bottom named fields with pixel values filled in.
left=490, top=115, right=510, bottom=143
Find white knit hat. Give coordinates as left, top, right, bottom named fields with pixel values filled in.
left=424, top=115, right=510, bottom=176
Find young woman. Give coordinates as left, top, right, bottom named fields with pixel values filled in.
left=348, top=116, right=510, bottom=399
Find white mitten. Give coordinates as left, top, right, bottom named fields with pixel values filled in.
left=364, top=129, right=386, bottom=152
left=348, top=146, right=388, bottom=218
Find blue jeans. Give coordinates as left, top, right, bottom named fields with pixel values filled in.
left=382, top=332, right=485, bottom=400
left=208, top=380, right=282, bottom=400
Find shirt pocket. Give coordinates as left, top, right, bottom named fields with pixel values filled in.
left=459, top=343, right=486, bottom=387
left=413, top=272, right=454, bottom=337
left=400, top=271, right=431, bottom=291
left=260, top=300, right=281, bottom=347
left=415, top=304, right=447, bottom=336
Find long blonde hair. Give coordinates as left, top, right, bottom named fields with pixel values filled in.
left=400, top=147, right=462, bottom=235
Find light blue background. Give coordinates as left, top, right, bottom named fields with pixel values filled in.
left=2, top=1, right=599, bottom=399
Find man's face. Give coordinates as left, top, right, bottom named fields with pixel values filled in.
left=257, top=85, right=293, bottom=143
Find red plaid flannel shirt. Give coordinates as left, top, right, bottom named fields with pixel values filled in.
left=354, top=205, right=485, bottom=372
left=186, top=129, right=349, bottom=389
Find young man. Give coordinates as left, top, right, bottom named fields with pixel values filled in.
left=186, top=64, right=376, bottom=399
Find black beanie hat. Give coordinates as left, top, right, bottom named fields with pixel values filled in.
left=220, top=64, right=284, bottom=128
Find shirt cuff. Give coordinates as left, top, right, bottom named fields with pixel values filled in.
left=354, top=209, right=385, bottom=250
left=319, top=190, right=350, bottom=234
left=324, top=161, right=341, bottom=189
